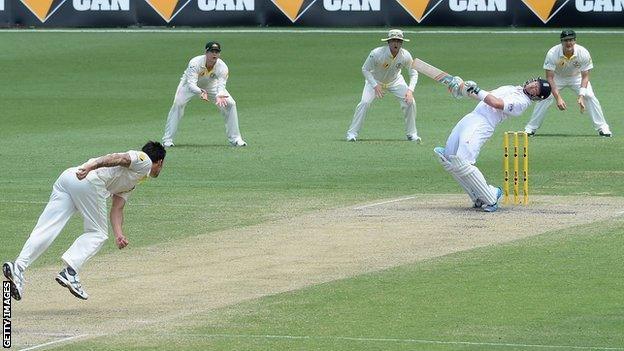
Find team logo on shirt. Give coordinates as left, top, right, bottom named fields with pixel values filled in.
left=144, top=0, right=191, bottom=22
left=19, top=0, right=67, bottom=22
left=395, top=0, right=444, bottom=23
left=270, top=0, right=317, bottom=22
left=521, top=0, right=570, bottom=23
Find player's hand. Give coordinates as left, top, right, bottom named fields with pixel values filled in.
left=404, top=89, right=414, bottom=104
left=556, top=96, right=567, bottom=110
left=373, top=84, right=384, bottom=98
left=215, top=95, right=229, bottom=108
left=115, top=234, right=129, bottom=249
left=75, top=163, right=93, bottom=180
left=200, top=90, right=209, bottom=101
left=463, top=81, right=480, bottom=96
left=448, top=76, right=464, bottom=99
left=577, top=95, right=586, bottom=113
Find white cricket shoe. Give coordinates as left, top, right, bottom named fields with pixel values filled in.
left=163, top=141, right=175, bottom=148
left=346, top=133, right=357, bottom=142
left=407, top=134, right=422, bottom=143
left=230, top=138, right=247, bottom=147
left=56, top=267, right=89, bottom=300
left=3, top=262, right=24, bottom=301
left=599, top=127, right=612, bottom=137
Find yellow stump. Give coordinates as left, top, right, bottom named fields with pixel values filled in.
left=503, top=132, right=510, bottom=204
left=513, top=132, right=519, bottom=205
left=503, top=131, right=529, bottom=206
left=523, top=132, right=529, bottom=205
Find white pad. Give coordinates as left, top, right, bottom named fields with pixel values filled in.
left=449, top=155, right=498, bottom=205
left=434, top=149, right=479, bottom=203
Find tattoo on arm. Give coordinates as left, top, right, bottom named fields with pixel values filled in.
left=91, top=153, right=132, bottom=169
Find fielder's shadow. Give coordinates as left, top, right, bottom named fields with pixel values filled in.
left=341, top=139, right=413, bottom=143
left=531, top=133, right=597, bottom=138
left=172, top=143, right=234, bottom=149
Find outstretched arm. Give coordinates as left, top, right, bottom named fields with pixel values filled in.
left=110, top=194, right=129, bottom=249
left=76, top=152, right=131, bottom=180
left=463, top=81, right=504, bottom=109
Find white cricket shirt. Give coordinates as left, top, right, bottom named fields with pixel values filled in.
left=362, top=46, right=418, bottom=90
left=85, top=150, right=152, bottom=200
left=473, top=86, right=532, bottom=125
left=181, top=55, right=229, bottom=96
left=543, top=44, right=593, bottom=78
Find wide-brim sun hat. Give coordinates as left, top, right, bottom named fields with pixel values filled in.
left=381, top=29, right=410, bottom=42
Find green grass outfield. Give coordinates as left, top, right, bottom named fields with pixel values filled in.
left=1, top=28, right=623, bottom=350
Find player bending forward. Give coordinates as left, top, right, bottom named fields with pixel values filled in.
left=3, top=141, right=166, bottom=300
left=435, top=78, right=551, bottom=212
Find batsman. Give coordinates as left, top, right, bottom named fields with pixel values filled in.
left=435, top=78, right=551, bottom=212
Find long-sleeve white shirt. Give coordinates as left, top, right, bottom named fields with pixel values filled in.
left=473, top=86, right=532, bottom=126
left=180, top=55, right=229, bottom=96
left=362, top=46, right=418, bottom=90
left=543, top=44, right=593, bottom=78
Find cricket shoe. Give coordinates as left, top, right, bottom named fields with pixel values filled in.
left=3, top=261, right=24, bottom=301
left=346, top=133, right=357, bottom=142
left=163, top=141, right=175, bottom=148
left=473, top=199, right=485, bottom=208
left=599, top=128, right=612, bottom=137
left=524, top=129, right=535, bottom=136
left=230, top=138, right=247, bottom=147
left=482, top=187, right=503, bottom=213
left=56, top=267, right=89, bottom=300
left=407, top=134, right=422, bottom=143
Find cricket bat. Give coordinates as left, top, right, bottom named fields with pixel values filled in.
left=411, top=57, right=458, bottom=88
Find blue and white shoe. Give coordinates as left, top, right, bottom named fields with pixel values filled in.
left=482, top=187, right=503, bottom=213
left=433, top=146, right=445, bottom=156
left=3, top=262, right=24, bottom=301
left=473, top=199, right=484, bottom=208
left=56, top=267, right=89, bottom=300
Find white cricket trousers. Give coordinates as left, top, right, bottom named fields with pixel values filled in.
left=347, top=77, right=417, bottom=138
left=162, top=82, right=243, bottom=144
left=444, top=113, right=499, bottom=205
left=525, top=78, right=610, bottom=132
left=14, top=168, right=108, bottom=273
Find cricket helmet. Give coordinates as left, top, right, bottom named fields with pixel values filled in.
left=524, top=77, right=551, bottom=101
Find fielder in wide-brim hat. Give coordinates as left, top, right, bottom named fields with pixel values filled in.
left=381, top=29, right=410, bottom=42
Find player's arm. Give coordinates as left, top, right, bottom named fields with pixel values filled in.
left=362, top=52, right=383, bottom=98
left=185, top=61, right=209, bottom=100
left=405, top=56, right=418, bottom=104
left=110, top=194, right=129, bottom=249
left=462, top=81, right=504, bottom=109
left=577, top=70, right=590, bottom=113
left=215, top=68, right=230, bottom=108
left=546, top=70, right=565, bottom=111
left=76, top=153, right=131, bottom=180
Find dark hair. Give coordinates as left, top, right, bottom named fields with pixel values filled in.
left=142, top=141, right=166, bottom=162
